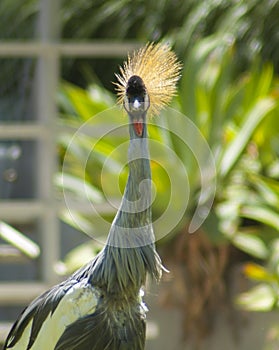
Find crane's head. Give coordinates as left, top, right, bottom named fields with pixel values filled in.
left=124, top=75, right=150, bottom=137
left=114, top=42, right=182, bottom=137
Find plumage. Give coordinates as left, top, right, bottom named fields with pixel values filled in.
left=4, top=42, right=181, bottom=350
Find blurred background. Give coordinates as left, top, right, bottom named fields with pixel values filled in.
left=0, top=0, right=279, bottom=349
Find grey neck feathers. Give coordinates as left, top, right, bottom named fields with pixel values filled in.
left=107, top=120, right=154, bottom=248
left=114, top=122, right=152, bottom=232
left=91, top=118, right=162, bottom=295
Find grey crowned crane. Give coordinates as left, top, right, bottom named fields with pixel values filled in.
left=4, top=42, right=181, bottom=350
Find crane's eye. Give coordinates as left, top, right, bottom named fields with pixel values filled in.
left=124, top=75, right=150, bottom=114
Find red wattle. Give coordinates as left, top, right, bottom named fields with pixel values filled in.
left=133, top=121, right=143, bottom=137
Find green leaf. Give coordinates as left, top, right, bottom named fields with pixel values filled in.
left=55, top=173, right=103, bottom=203
left=220, top=97, right=276, bottom=177
left=236, top=284, right=276, bottom=312
left=56, top=242, right=99, bottom=275
left=180, top=35, right=231, bottom=123
left=232, top=231, right=269, bottom=259
left=249, top=174, right=279, bottom=208
left=59, top=82, right=115, bottom=121
left=0, top=221, right=40, bottom=259
left=240, top=205, right=279, bottom=232
left=60, top=210, right=96, bottom=237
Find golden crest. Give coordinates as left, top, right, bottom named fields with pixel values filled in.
left=115, top=42, right=182, bottom=116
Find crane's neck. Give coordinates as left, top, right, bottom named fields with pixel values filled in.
left=107, top=115, right=153, bottom=245
left=118, top=119, right=152, bottom=226
left=90, top=112, right=162, bottom=296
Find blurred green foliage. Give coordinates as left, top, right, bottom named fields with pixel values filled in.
left=60, top=0, right=279, bottom=74
left=2, top=0, right=279, bottom=87
left=177, top=36, right=279, bottom=316
left=61, top=0, right=279, bottom=88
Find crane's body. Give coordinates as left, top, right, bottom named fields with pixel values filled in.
left=4, top=43, right=181, bottom=350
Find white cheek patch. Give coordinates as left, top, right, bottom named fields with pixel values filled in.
left=133, top=99, right=141, bottom=109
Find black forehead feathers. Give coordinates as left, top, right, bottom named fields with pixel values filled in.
left=126, top=75, right=146, bottom=96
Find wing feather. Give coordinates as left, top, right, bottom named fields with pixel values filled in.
left=4, top=284, right=71, bottom=349
left=54, top=306, right=146, bottom=350
left=4, top=280, right=99, bottom=350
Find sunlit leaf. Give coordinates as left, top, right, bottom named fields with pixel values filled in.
left=232, top=231, right=269, bottom=259
left=220, top=97, right=276, bottom=177
left=0, top=221, right=40, bottom=259
left=55, top=173, right=104, bottom=203
left=249, top=174, right=279, bottom=208
left=60, top=210, right=96, bottom=237
left=56, top=242, right=100, bottom=275
left=236, top=284, right=276, bottom=312
left=240, top=205, right=279, bottom=232
left=59, top=82, right=114, bottom=121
